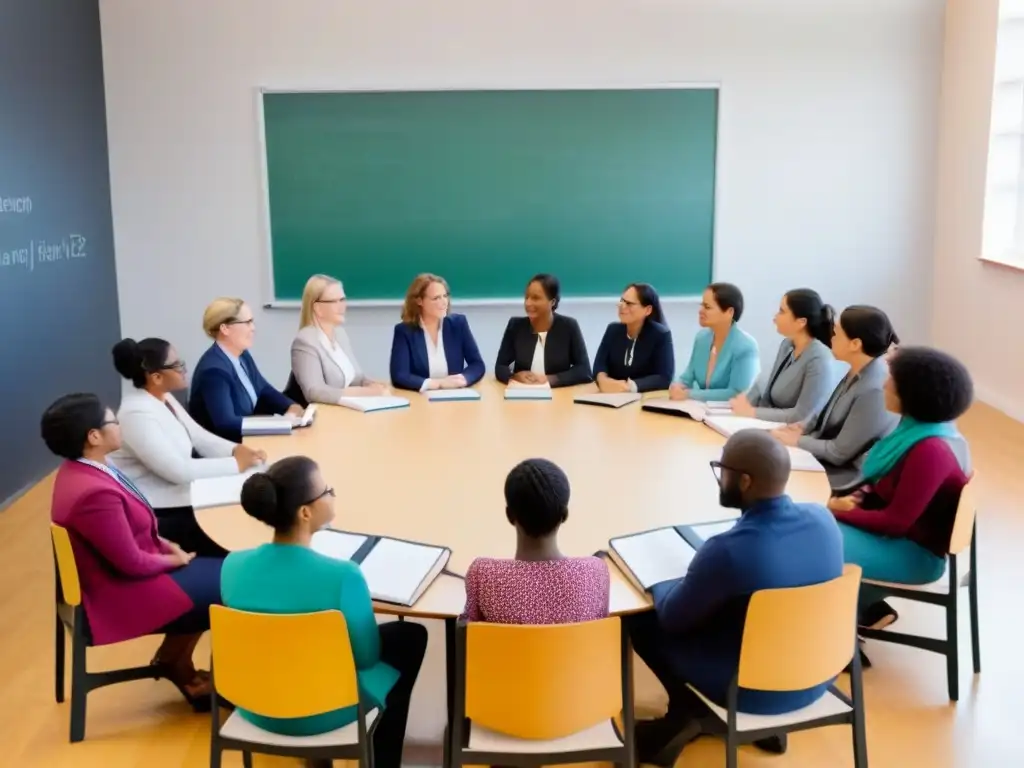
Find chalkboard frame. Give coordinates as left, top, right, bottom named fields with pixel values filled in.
left=254, top=83, right=722, bottom=308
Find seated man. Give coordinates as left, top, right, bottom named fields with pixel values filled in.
left=626, top=429, right=844, bottom=765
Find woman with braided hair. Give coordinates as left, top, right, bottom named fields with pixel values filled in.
left=460, top=458, right=610, bottom=624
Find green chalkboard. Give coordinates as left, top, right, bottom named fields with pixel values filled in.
left=261, top=88, right=718, bottom=302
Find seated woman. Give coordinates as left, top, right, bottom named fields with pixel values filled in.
left=773, top=306, right=900, bottom=492
left=108, top=337, right=265, bottom=558
left=730, top=288, right=835, bottom=423
left=389, top=273, right=485, bottom=392
left=494, top=274, right=592, bottom=387
left=461, top=458, right=609, bottom=623
left=188, top=297, right=303, bottom=441
left=669, top=282, right=759, bottom=402
left=42, top=393, right=221, bottom=708
left=592, top=283, right=674, bottom=393
left=221, top=456, right=426, bottom=768
left=829, top=347, right=973, bottom=630
left=291, top=274, right=391, bottom=404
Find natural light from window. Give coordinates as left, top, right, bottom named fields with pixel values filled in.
left=983, top=0, right=1024, bottom=265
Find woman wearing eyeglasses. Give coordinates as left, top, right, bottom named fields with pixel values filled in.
left=389, top=273, right=485, bottom=392
left=222, top=456, right=426, bottom=768
left=592, top=282, right=675, bottom=393
left=109, top=337, right=266, bottom=558
left=289, top=274, right=391, bottom=405
left=188, top=297, right=304, bottom=441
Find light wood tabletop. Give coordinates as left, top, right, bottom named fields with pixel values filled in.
left=196, top=379, right=831, bottom=618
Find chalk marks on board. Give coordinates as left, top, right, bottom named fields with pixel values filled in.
left=0, top=195, right=88, bottom=271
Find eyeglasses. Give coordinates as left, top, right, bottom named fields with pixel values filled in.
left=316, top=297, right=347, bottom=305
left=156, top=360, right=187, bottom=373
left=303, top=486, right=336, bottom=505
left=709, top=460, right=744, bottom=484
left=226, top=318, right=255, bottom=327
left=99, top=418, right=119, bottom=428
left=618, top=297, right=639, bottom=307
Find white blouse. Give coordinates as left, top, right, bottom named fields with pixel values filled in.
left=318, top=328, right=357, bottom=388
left=422, top=321, right=449, bottom=389
left=530, top=331, right=547, bottom=375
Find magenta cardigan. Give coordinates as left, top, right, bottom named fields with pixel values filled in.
left=50, top=461, right=193, bottom=645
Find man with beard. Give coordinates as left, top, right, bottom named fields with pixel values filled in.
left=625, top=429, right=843, bottom=765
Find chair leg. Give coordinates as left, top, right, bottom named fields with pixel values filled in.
left=241, top=751, right=253, bottom=768
left=725, top=726, right=739, bottom=768
left=946, top=594, right=960, bottom=702
left=54, top=615, right=65, bottom=704
left=969, top=537, right=981, bottom=674
left=69, top=631, right=88, bottom=743
left=852, top=701, right=869, bottom=767
left=209, top=741, right=222, bottom=768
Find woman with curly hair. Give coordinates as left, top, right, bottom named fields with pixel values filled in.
left=828, top=346, right=974, bottom=630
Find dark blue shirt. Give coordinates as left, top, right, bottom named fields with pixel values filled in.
left=649, top=495, right=843, bottom=714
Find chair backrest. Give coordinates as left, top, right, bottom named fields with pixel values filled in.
left=737, top=564, right=861, bottom=691
left=464, top=617, right=622, bottom=740
left=50, top=524, right=81, bottom=607
left=947, top=476, right=977, bottom=556
left=210, top=606, right=359, bottom=718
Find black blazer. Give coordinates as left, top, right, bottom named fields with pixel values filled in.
left=593, top=320, right=674, bottom=392
left=494, top=314, right=593, bottom=387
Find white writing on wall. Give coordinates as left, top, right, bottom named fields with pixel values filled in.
left=1, top=196, right=90, bottom=272
left=0, top=196, right=33, bottom=215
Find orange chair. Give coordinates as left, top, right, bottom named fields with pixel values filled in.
left=447, top=617, right=634, bottom=768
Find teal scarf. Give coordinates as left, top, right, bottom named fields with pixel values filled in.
left=861, top=417, right=959, bottom=482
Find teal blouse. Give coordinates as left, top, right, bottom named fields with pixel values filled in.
left=675, top=325, right=760, bottom=402
left=220, top=543, right=398, bottom=736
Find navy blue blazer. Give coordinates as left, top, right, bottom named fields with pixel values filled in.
left=188, top=343, right=294, bottom=442
left=389, top=313, right=485, bottom=392
left=592, top=320, right=675, bottom=392
left=649, top=496, right=843, bottom=714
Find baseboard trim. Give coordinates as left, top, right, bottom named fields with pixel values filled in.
left=976, top=384, right=1024, bottom=424
left=403, top=741, right=443, bottom=765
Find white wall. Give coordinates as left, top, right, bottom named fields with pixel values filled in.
left=933, top=0, right=1024, bottom=421
left=99, top=0, right=944, bottom=392
left=98, top=0, right=946, bottom=743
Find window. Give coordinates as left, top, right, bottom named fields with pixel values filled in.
left=983, top=0, right=1024, bottom=265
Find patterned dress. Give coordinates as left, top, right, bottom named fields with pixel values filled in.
left=460, top=556, right=610, bottom=624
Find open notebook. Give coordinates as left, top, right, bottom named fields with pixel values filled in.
left=573, top=392, right=642, bottom=408
left=310, top=529, right=451, bottom=606
left=504, top=383, right=552, bottom=400
left=337, top=396, right=410, bottom=413
left=704, top=415, right=825, bottom=472
left=191, top=469, right=258, bottom=509
left=427, top=389, right=481, bottom=402
left=641, top=399, right=732, bottom=420
left=241, top=404, right=318, bottom=436
left=607, top=518, right=740, bottom=593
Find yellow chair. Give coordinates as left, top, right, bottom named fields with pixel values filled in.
left=447, top=617, right=635, bottom=768
left=858, top=479, right=981, bottom=700
left=209, top=606, right=377, bottom=768
left=51, top=523, right=168, bottom=743
left=688, top=565, right=866, bottom=768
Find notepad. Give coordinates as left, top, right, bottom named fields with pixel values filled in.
left=337, top=396, right=410, bottom=413
left=573, top=392, right=642, bottom=408
left=310, top=529, right=451, bottom=606
left=241, top=404, right=317, bottom=436
left=427, top=389, right=481, bottom=402
left=641, top=399, right=729, bottom=420
left=504, top=384, right=552, bottom=400
left=676, top=518, right=740, bottom=548
left=608, top=527, right=698, bottom=593
left=190, top=471, right=256, bottom=509
left=701, top=415, right=826, bottom=473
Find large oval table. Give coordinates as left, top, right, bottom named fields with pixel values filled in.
left=196, top=379, right=831, bottom=744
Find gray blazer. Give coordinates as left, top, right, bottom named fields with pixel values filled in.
left=291, top=324, right=368, bottom=404
left=747, top=338, right=835, bottom=423
left=798, top=356, right=899, bottom=491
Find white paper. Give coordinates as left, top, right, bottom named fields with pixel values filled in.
left=427, top=389, right=481, bottom=401
left=611, top=528, right=697, bottom=589
left=241, top=416, right=292, bottom=435
left=190, top=470, right=258, bottom=509
left=310, top=529, right=369, bottom=561
left=787, top=447, right=826, bottom=472
left=359, top=538, right=445, bottom=603
left=297, top=404, right=318, bottom=426
left=703, top=415, right=780, bottom=436
left=689, top=518, right=739, bottom=542
left=337, top=396, right=410, bottom=412
left=573, top=392, right=642, bottom=408
left=504, top=387, right=552, bottom=400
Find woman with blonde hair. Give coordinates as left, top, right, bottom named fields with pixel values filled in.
left=389, top=274, right=485, bottom=392
left=288, top=275, right=390, bottom=404
left=188, top=297, right=302, bottom=441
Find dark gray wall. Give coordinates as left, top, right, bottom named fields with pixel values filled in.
left=0, top=0, right=120, bottom=505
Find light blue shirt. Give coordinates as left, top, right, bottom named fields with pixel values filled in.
left=675, top=325, right=760, bottom=402
left=218, top=343, right=258, bottom=406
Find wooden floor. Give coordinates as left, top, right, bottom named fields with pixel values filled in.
left=2, top=403, right=1022, bottom=767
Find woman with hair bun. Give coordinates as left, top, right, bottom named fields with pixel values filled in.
left=730, top=288, right=836, bottom=423
left=220, top=456, right=426, bottom=768
left=829, top=347, right=974, bottom=631
left=109, top=337, right=266, bottom=558
left=773, top=306, right=901, bottom=491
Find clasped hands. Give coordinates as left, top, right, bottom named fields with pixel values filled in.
left=425, top=374, right=469, bottom=390
left=510, top=371, right=549, bottom=385
left=595, top=373, right=631, bottom=393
